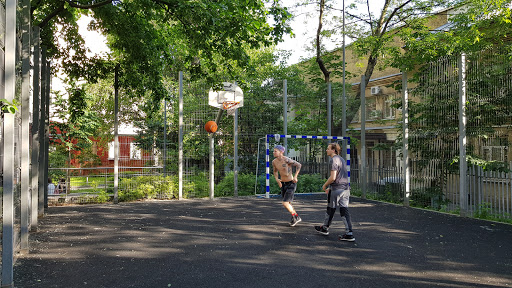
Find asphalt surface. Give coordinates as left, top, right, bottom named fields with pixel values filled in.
left=13, top=194, right=512, bottom=288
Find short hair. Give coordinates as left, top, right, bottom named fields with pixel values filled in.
left=329, top=143, right=341, bottom=155
left=274, top=145, right=285, bottom=153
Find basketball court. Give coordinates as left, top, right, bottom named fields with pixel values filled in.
left=13, top=194, right=512, bottom=287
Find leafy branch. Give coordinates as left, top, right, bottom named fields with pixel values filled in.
left=0, top=99, right=19, bottom=114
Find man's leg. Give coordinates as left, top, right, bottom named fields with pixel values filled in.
left=339, top=189, right=355, bottom=241
left=283, top=201, right=296, bottom=215
left=322, top=190, right=336, bottom=228
left=315, top=190, right=336, bottom=235
left=282, top=182, right=301, bottom=226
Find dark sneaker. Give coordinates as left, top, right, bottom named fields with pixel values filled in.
left=339, top=233, right=355, bottom=242
left=315, top=225, right=329, bottom=235
left=290, top=215, right=302, bottom=227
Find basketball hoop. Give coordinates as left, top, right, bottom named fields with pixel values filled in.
left=223, top=101, right=240, bottom=110
left=225, top=102, right=240, bottom=116
left=209, top=83, right=244, bottom=111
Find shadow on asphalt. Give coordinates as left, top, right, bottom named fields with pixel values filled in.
left=13, top=194, right=512, bottom=288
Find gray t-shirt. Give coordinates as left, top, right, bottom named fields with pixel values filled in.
left=329, top=155, right=349, bottom=190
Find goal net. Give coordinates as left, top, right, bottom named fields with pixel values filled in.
left=263, top=134, right=351, bottom=198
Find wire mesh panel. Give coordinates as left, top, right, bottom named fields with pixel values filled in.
left=408, top=48, right=512, bottom=218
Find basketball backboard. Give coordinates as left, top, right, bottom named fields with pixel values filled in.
left=208, top=82, right=244, bottom=110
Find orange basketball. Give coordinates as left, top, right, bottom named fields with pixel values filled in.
left=204, top=121, right=218, bottom=133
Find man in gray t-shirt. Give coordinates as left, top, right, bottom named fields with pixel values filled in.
left=314, top=143, right=355, bottom=241
left=329, top=153, right=349, bottom=191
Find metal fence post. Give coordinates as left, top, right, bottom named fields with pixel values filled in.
left=114, top=64, right=119, bottom=204
left=209, top=135, right=214, bottom=199
left=38, top=47, right=47, bottom=215
left=327, top=82, right=331, bottom=136
left=360, top=75, right=366, bottom=199
left=234, top=108, right=239, bottom=197
left=2, top=0, right=17, bottom=285
left=402, top=71, right=410, bottom=206
left=31, top=27, right=41, bottom=230
left=458, top=53, right=468, bottom=216
left=178, top=71, right=183, bottom=200
left=283, top=79, right=287, bottom=151
left=20, top=0, right=31, bottom=253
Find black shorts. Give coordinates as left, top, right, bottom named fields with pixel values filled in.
left=281, top=181, right=296, bottom=202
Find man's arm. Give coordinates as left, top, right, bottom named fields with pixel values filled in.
left=322, top=170, right=337, bottom=192
left=285, top=158, right=302, bottom=183
left=272, top=160, right=282, bottom=187
left=293, top=161, right=301, bottom=180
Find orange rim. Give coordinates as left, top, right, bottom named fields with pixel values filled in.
left=223, top=101, right=240, bottom=110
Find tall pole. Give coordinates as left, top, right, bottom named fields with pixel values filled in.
left=38, top=48, right=47, bottom=215
left=31, top=27, right=41, bottom=230
left=402, top=71, right=410, bottom=207
left=234, top=108, right=239, bottom=197
left=283, top=80, right=288, bottom=151
left=327, top=82, right=332, bottom=136
left=342, top=0, right=346, bottom=139
left=209, top=135, right=214, bottom=199
left=44, top=61, right=51, bottom=199
left=21, top=0, right=32, bottom=253
left=178, top=71, right=183, bottom=200
left=114, top=64, right=119, bottom=204
left=360, top=75, right=366, bottom=199
left=3, top=0, right=17, bottom=284
left=163, top=99, right=167, bottom=175
left=458, top=53, right=468, bottom=216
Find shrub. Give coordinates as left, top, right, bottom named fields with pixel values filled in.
left=216, top=172, right=256, bottom=197
left=118, top=175, right=177, bottom=202
left=183, top=172, right=209, bottom=198
left=254, top=173, right=325, bottom=195
left=296, top=174, right=324, bottom=193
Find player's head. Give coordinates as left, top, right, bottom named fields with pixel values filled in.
left=274, top=145, right=285, bottom=155
left=327, top=143, right=341, bottom=155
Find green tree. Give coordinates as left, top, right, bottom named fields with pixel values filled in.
left=394, top=1, right=512, bottom=198
left=32, top=0, right=293, bottom=114
left=50, top=85, right=102, bottom=177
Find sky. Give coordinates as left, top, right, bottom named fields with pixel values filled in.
left=77, top=16, right=109, bottom=56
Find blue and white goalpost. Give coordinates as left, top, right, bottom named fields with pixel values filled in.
left=265, top=134, right=351, bottom=199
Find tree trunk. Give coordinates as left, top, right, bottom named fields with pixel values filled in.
left=316, top=0, right=330, bottom=83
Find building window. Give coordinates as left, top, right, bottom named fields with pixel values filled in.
left=482, top=146, right=507, bottom=162
left=366, top=97, right=379, bottom=120
left=130, top=142, right=141, bottom=160
left=383, top=95, right=396, bottom=119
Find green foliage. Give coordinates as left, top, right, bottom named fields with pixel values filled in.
left=94, top=191, right=110, bottom=204
left=34, top=0, right=292, bottom=118
left=50, top=86, right=102, bottom=153
left=256, top=174, right=280, bottom=195
left=119, top=175, right=177, bottom=202
left=400, top=0, right=512, bottom=68
left=297, top=174, right=325, bottom=193
left=409, top=187, right=450, bottom=210
left=183, top=172, right=209, bottom=198
left=451, top=155, right=510, bottom=173
left=255, top=173, right=325, bottom=196
left=473, top=203, right=512, bottom=224
left=48, top=146, right=68, bottom=181
left=0, top=98, right=19, bottom=114
left=215, top=172, right=255, bottom=197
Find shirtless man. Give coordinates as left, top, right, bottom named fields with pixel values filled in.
left=272, top=145, right=302, bottom=226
